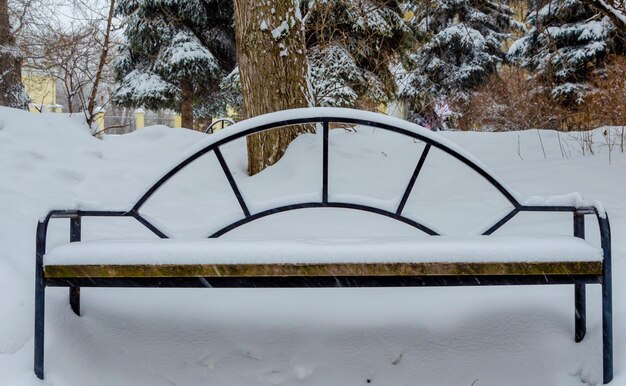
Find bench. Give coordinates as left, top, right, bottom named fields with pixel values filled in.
left=34, top=107, right=613, bottom=383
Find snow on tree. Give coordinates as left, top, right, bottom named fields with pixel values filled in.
left=304, top=0, right=412, bottom=108
left=113, top=0, right=236, bottom=128
left=507, top=0, right=621, bottom=105
left=307, top=44, right=392, bottom=107
left=308, top=44, right=363, bottom=107
left=398, top=0, right=522, bottom=121
left=0, top=0, right=29, bottom=110
left=583, top=0, right=626, bottom=33
left=219, top=66, right=243, bottom=111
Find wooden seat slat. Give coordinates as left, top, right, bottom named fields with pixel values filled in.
left=45, top=261, right=603, bottom=279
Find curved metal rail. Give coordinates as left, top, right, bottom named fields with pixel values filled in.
left=132, top=114, right=523, bottom=238
left=204, top=118, right=235, bottom=134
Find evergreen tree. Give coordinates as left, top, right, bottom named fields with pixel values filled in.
left=507, top=0, right=622, bottom=105
left=113, top=0, right=236, bottom=128
left=304, top=0, right=413, bottom=108
left=399, top=0, right=521, bottom=122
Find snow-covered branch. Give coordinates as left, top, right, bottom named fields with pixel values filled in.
left=585, top=0, right=626, bottom=29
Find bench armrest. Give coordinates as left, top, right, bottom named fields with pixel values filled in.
left=569, top=206, right=610, bottom=271
left=519, top=204, right=610, bottom=268
left=36, top=210, right=130, bottom=268
left=588, top=207, right=611, bottom=278
left=39, top=209, right=128, bottom=222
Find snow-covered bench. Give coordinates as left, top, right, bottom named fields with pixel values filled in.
left=34, top=108, right=613, bottom=383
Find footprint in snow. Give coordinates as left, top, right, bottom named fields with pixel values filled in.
left=571, top=365, right=598, bottom=385
left=196, top=352, right=216, bottom=370
left=259, top=368, right=286, bottom=385
left=54, top=168, right=85, bottom=183
left=82, top=149, right=104, bottom=159
left=292, top=364, right=314, bottom=380
left=27, top=150, right=45, bottom=160
left=238, top=346, right=263, bottom=361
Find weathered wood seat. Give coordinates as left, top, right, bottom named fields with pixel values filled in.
left=34, top=107, right=613, bottom=383
left=44, top=236, right=602, bottom=279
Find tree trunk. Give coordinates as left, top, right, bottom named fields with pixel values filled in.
left=234, top=0, right=312, bottom=176
left=0, top=0, right=28, bottom=109
left=180, top=77, right=194, bottom=128
left=86, top=0, right=115, bottom=130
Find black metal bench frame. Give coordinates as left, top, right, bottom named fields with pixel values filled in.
left=34, top=110, right=613, bottom=383
left=204, top=117, right=235, bottom=134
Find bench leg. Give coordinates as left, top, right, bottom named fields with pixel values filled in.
left=34, top=271, right=45, bottom=379
left=69, top=218, right=81, bottom=316
left=70, top=287, right=81, bottom=316
left=603, top=280, right=613, bottom=383
left=575, top=284, right=586, bottom=342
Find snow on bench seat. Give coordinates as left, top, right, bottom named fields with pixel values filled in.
left=44, top=236, right=603, bottom=278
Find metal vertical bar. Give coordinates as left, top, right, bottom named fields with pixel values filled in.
left=214, top=147, right=251, bottom=217
left=130, top=211, right=168, bottom=239
left=573, top=212, right=586, bottom=342
left=482, top=208, right=520, bottom=236
left=396, top=144, right=431, bottom=215
left=34, top=221, right=46, bottom=379
left=322, top=121, right=329, bottom=204
left=599, top=213, right=613, bottom=384
left=70, top=217, right=81, bottom=316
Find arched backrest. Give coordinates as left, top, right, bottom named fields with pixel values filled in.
left=130, top=108, right=522, bottom=239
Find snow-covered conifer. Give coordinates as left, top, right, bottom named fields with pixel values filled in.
left=304, top=0, right=412, bottom=107
left=399, top=0, right=521, bottom=119
left=308, top=44, right=382, bottom=107
left=113, top=0, right=236, bottom=127
left=507, top=0, right=620, bottom=105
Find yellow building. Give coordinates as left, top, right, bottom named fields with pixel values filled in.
left=22, top=70, right=61, bottom=113
left=378, top=101, right=407, bottom=119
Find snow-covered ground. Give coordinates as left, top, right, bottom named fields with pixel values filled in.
left=0, top=106, right=624, bottom=385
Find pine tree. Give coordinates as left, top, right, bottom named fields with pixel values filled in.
left=0, top=0, right=29, bottom=110
left=304, top=0, right=413, bottom=108
left=507, top=0, right=622, bottom=105
left=399, top=0, right=521, bottom=121
left=113, top=0, right=236, bottom=128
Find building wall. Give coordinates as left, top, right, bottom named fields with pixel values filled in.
left=378, top=101, right=407, bottom=120
left=22, top=72, right=57, bottom=112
